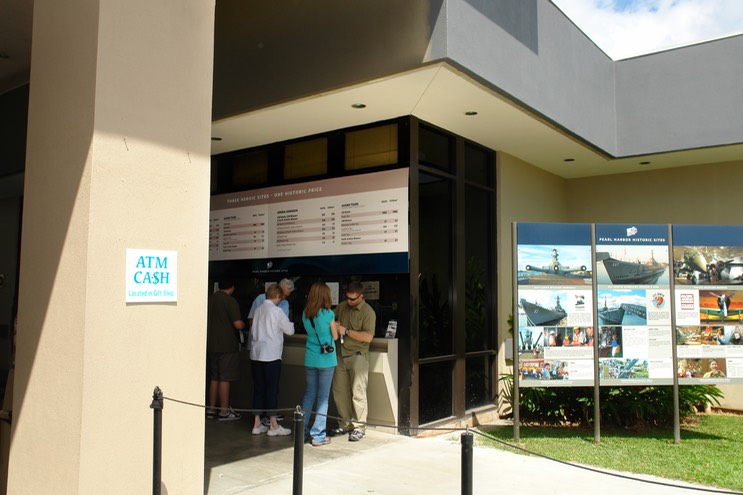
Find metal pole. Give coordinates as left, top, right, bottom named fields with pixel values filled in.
left=150, top=386, right=163, bottom=495
left=591, top=225, right=601, bottom=444
left=668, top=224, right=681, bottom=444
left=461, top=430, right=473, bottom=495
left=512, top=222, right=520, bottom=442
left=293, top=407, right=304, bottom=495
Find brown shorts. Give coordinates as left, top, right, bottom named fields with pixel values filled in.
left=209, top=352, right=241, bottom=381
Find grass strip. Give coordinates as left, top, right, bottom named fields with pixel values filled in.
left=479, top=414, right=743, bottom=492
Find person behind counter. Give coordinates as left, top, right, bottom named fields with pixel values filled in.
left=248, top=278, right=294, bottom=323
left=330, top=281, right=376, bottom=442
left=300, top=282, right=339, bottom=447
left=249, top=284, right=295, bottom=436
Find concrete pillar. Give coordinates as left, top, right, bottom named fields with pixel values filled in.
left=7, top=1, right=214, bottom=493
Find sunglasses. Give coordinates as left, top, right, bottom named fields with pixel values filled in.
left=346, top=294, right=362, bottom=301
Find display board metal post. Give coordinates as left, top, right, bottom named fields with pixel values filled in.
left=591, top=225, right=600, bottom=444
left=512, top=222, right=520, bottom=442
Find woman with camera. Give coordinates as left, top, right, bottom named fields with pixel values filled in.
left=300, top=282, right=339, bottom=446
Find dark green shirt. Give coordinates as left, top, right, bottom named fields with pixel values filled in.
left=334, top=299, right=376, bottom=355
left=207, top=290, right=242, bottom=353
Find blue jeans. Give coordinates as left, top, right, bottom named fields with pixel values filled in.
left=252, top=359, right=282, bottom=414
left=301, top=366, right=335, bottom=442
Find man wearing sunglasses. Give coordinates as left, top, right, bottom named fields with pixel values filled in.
left=331, top=281, right=376, bottom=442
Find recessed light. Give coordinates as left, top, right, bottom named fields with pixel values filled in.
left=465, top=111, right=478, bottom=116
left=211, top=137, right=223, bottom=141
left=639, top=161, right=651, bottom=165
left=351, top=103, right=366, bottom=109
left=563, top=158, right=575, bottom=162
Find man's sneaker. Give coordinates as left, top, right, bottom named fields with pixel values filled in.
left=266, top=425, right=292, bottom=437
left=217, top=408, right=242, bottom=421
left=348, top=429, right=365, bottom=442
left=252, top=425, right=269, bottom=435
left=311, top=437, right=331, bottom=447
left=328, top=426, right=350, bottom=437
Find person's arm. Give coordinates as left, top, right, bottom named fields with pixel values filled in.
left=276, top=308, right=295, bottom=336
left=344, top=326, right=373, bottom=343
left=330, top=320, right=339, bottom=341
left=279, top=299, right=290, bottom=317
left=342, top=307, right=375, bottom=343
left=233, top=319, right=245, bottom=331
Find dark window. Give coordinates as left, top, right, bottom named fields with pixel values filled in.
left=419, top=361, right=453, bottom=424
left=284, top=138, right=327, bottom=179
left=229, top=149, right=269, bottom=188
left=419, top=125, right=452, bottom=173
left=345, top=123, right=398, bottom=170
left=419, top=172, right=452, bottom=358
left=464, top=143, right=491, bottom=185
left=466, top=355, right=491, bottom=409
left=465, top=186, right=492, bottom=352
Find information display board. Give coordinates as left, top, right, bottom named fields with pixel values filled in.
left=673, top=225, right=743, bottom=384
left=516, top=223, right=595, bottom=387
left=516, top=222, right=743, bottom=388
left=596, top=224, right=674, bottom=385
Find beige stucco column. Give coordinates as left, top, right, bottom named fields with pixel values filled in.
left=7, top=1, right=214, bottom=493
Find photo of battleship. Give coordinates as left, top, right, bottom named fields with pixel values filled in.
left=597, top=289, right=647, bottom=325
left=596, top=246, right=669, bottom=285
left=519, top=293, right=568, bottom=326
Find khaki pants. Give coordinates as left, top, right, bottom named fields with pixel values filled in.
left=332, top=352, right=369, bottom=431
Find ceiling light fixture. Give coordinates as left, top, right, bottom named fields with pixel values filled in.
left=639, top=161, right=651, bottom=165
left=351, top=103, right=366, bottom=109
left=563, top=158, right=575, bottom=162
left=211, top=137, right=222, bottom=141
left=465, top=111, right=478, bottom=116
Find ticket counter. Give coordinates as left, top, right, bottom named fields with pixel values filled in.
left=233, top=335, right=399, bottom=433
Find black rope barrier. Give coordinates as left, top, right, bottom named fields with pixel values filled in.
left=157, top=392, right=743, bottom=495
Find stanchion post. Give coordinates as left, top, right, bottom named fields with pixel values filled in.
left=150, top=386, right=163, bottom=495
left=461, top=430, right=473, bottom=495
left=293, top=407, right=305, bottom=495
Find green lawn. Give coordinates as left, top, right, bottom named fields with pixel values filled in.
left=480, top=414, right=743, bottom=492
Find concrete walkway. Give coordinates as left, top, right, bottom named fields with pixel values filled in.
left=204, top=416, right=720, bottom=495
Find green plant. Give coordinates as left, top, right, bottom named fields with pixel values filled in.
left=500, top=384, right=724, bottom=427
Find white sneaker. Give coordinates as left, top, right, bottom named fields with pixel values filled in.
left=267, top=425, right=291, bottom=437
left=251, top=425, right=269, bottom=435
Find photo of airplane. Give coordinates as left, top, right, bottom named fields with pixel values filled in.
left=517, top=245, right=592, bottom=285
left=524, top=248, right=589, bottom=278
left=674, top=247, right=743, bottom=285
left=699, top=290, right=743, bottom=322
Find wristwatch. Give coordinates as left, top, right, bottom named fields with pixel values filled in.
left=344, top=328, right=350, bottom=337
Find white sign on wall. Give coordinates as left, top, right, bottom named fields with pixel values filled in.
left=126, top=249, right=178, bottom=303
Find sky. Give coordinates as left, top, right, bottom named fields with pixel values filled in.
left=551, top=0, right=743, bottom=59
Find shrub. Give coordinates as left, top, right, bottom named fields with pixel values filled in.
left=499, top=374, right=724, bottom=427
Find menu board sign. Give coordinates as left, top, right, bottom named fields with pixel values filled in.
left=209, top=169, right=409, bottom=273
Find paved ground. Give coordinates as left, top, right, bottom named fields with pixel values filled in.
left=204, top=415, right=722, bottom=495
